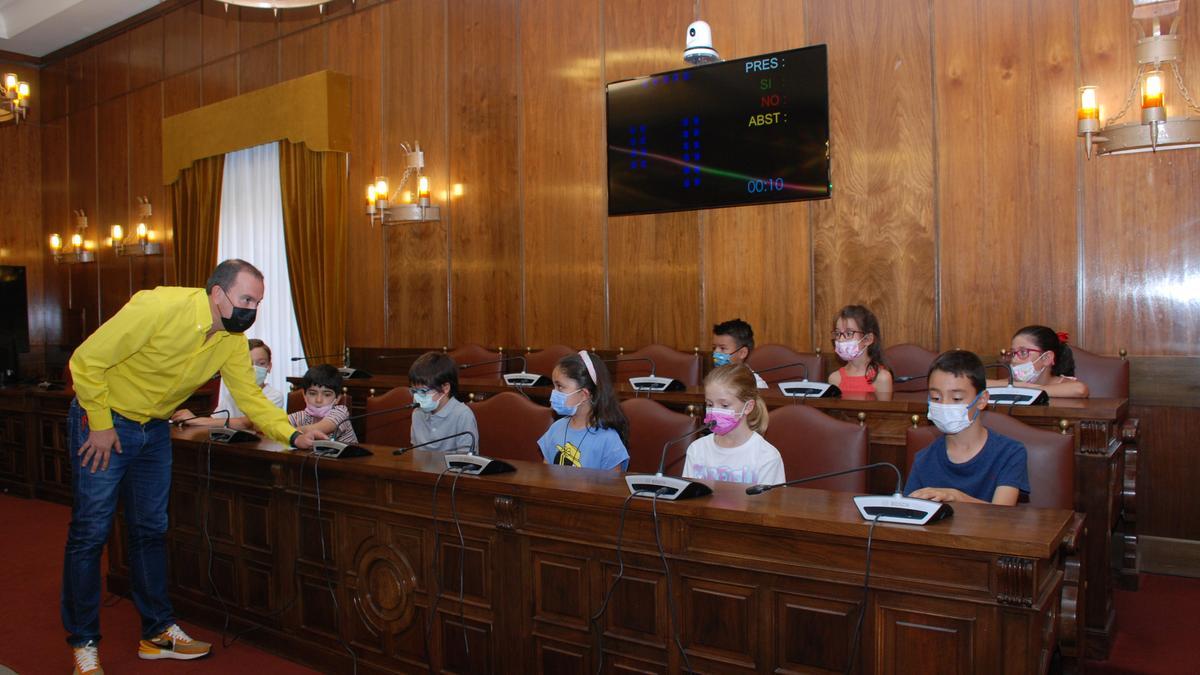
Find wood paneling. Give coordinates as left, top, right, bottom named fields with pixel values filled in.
left=935, top=0, right=1079, bottom=356
left=163, top=1, right=202, bottom=78
left=128, top=18, right=164, bottom=92
left=162, top=70, right=203, bottom=117
left=239, top=41, right=280, bottom=94
left=1132, top=405, right=1200, bottom=541
left=39, top=61, right=69, bottom=122
left=0, top=111, right=44, bottom=370
left=383, top=0, right=448, bottom=346
left=604, top=0, right=700, bottom=352
left=201, top=56, right=238, bottom=105
left=67, top=107, right=100, bottom=336
left=95, top=32, right=130, bottom=101
left=67, top=48, right=97, bottom=115
left=202, top=0, right=240, bottom=64
left=41, top=120, right=70, bottom=347
left=519, top=0, right=607, bottom=349
left=279, top=25, right=327, bottom=82
left=808, top=0, right=936, bottom=352
left=96, top=96, right=131, bottom=319
left=447, top=0, right=522, bottom=348
left=238, top=7, right=279, bottom=50
left=127, top=84, right=167, bottom=293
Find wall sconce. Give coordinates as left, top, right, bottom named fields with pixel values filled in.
left=111, top=198, right=162, bottom=257
left=1077, top=0, right=1200, bottom=158
left=50, top=211, right=96, bottom=264
left=366, top=142, right=441, bottom=225
left=1, top=72, right=30, bottom=125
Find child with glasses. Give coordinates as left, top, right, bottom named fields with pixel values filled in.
left=827, top=305, right=893, bottom=395
left=990, top=325, right=1089, bottom=398
left=408, top=351, right=479, bottom=453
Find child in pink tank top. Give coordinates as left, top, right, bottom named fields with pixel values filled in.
left=828, top=305, right=893, bottom=395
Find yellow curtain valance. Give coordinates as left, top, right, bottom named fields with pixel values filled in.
left=162, top=70, right=351, bottom=185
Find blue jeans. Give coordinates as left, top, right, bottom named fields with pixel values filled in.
left=62, top=399, right=175, bottom=646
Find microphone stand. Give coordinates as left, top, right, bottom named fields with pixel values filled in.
left=745, top=462, right=953, bottom=525
left=291, top=347, right=372, bottom=379
left=394, top=431, right=516, bottom=476
left=624, top=422, right=715, bottom=500
left=309, top=403, right=419, bottom=458
left=767, top=361, right=840, bottom=399
left=194, top=409, right=259, bottom=443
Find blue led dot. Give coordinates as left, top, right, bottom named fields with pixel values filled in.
left=640, top=160, right=647, bottom=168
left=693, top=116, right=700, bottom=125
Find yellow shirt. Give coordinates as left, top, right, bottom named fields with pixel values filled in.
left=69, top=286, right=297, bottom=445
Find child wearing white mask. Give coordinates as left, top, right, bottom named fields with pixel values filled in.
left=408, top=351, right=478, bottom=453
left=683, top=365, right=784, bottom=485
left=987, top=325, right=1090, bottom=398
left=905, top=350, right=1029, bottom=505
left=827, top=305, right=893, bottom=395
left=173, top=338, right=286, bottom=430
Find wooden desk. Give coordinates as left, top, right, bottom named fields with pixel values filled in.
left=310, top=374, right=1131, bottom=658
left=106, top=430, right=1072, bottom=674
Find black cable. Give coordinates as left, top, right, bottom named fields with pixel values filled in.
left=423, top=466, right=454, bottom=674
left=650, top=490, right=694, bottom=674
left=845, top=516, right=880, bottom=675
left=313, top=452, right=358, bottom=674
left=449, top=469, right=470, bottom=661
left=202, top=435, right=234, bottom=645
left=590, top=491, right=640, bottom=675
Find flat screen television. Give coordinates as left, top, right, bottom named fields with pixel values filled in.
left=607, top=44, right=830, bottom=216
left=0, top=265, right=29, bottom=382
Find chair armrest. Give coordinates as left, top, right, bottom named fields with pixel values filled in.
left=1061, top=512, right=1086, bottom=553
left=1121, top=417, right=1140, bottom=443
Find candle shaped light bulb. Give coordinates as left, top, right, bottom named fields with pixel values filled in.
left=374, top=179, right=388, bottom=198
left=17, top=82, right=29, bottom=100
left=136, top=222, right=147, bottom=239
left=367, top=184, right=377, bottom=204
left=1078, top=86, right=1099, bottom=120
left=50, top=234, right=62, bottom=251
left=3, top=73, right=16, bottom=95
left=1142, top=70, right=1164, bottom=109
left=146, top=230, right=157, bottom=242
left=71, top=233, right=83, bottom=248
left=417, top=175, right=430, bottom=204
left=111, top=224, right=124, bottom=244
left=83, top=240, right=95, bottom=251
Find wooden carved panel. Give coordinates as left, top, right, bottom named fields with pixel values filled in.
left=537, top=638, right=589, bottom=675
left=352, top=541, right=418, bottom=636
left=533, top=552, right=588, bottom=628
left=682, top=577, right=756, bottom=668
left=879, top=604, right=976, bottom=675
left=171, top=480, right=200, bottom=533
left=299, top=507, right=335, bottom=565
left=994, top=556, right=1036, bottom=608
left=242, top=559, right=274, bottom=613
left=205, top=491, right=235, bottom=544
left=441, top=616, right=492, bottom=675
left=239, top=495, right=271, bottom=553
left=438, top=534, right=489, bottom=602
left=775, top=591, right=859, bottom=673
left=605, top=566, right=663, bottom=641
left=299, top=572, right=340, bottom=638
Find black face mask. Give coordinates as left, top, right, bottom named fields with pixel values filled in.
left=219, top=287, right=257, bottom=334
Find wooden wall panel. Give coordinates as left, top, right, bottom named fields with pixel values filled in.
left=127, top=84, right=167, bottom=293
left=698, top=0, right=812, bottom=351
left=163, top=1, right=203, bottom=78
left=239, top=41, right=281, bottom=94
left=41, top=121, right=70, bottom=347
left=1079, top=0, right=1200, bottom=356
left=67, top=107, right=100, bottom=337
left=96, top=32, right=130, bottom=102
left=0, top=109, right=44, bottom=371
left=163, top=70, right=203, bottom=117
left=239, top=7, right=279, bottom=50
left=934, top=0, right=1079, bottom=356
left=128, top=18, right=164, bottom=91
left=202, top=56, right=239, bottom=105
left=279, top=25, right=328, bottom=81
left=603, top=0, right=701, bottom=352
left=40, top=61, right=69, bottom=123
left=808, top=0, right=936, bottom=353
left=382, top=0, right=449, bottom=347
left=279, top=5, right=324, bottom=37
left=447, top=0, right=522, bottom=349
left=96, top=96, right=131, bottom=319
left=327, top=8, right=384, bottom=347
left=202, top=0, right=240, bottom=64
left=67, top=48, right=98, bottom=115
left=519, top=0, right=607, bottom=349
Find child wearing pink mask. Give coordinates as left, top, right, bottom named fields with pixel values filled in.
left=682, top=365, right=784, bottom=485
left=287, top=364, right=358, bottom=444
left=828, top=304, right=893, bottom=395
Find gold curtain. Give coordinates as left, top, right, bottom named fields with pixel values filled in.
left=278, top=141, right=347, bottom=364
left=170, top=154, right=226, bottom=288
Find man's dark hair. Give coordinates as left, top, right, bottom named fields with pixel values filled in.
left=712, top=318, right=755, bottom=352
left=408, top=352, right=460, bottom=397
left=301, top=364, right=343, bottom=392
left=205, top=259, right=264, bottom=294
left=927, top=350, right=987, bottom=395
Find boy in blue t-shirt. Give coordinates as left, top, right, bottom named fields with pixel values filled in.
left=905, top=350, right=1030, bottom=505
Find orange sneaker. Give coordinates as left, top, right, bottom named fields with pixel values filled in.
left=71, top=640, right=104, bottom=675
left=137, top=623, right=211, bottom=661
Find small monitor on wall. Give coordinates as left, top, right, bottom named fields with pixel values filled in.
left=606, top=44, right=830, bottom=216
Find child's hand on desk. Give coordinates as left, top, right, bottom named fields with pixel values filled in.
left=910, top=487, right=971, bottom=503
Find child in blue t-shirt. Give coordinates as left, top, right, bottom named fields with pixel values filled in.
left=537, top=351, right=630, bottom=471
left=905, top=350, right=1030, bottom=505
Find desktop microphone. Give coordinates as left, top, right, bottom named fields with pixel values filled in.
left=745, top=462, right=953, bottom=525
left=394, top=430, right=516, bottom=476
left=197, top=409, right=261, bottom=443
left=766, top=361, right=840, bottom=399
left=606, top=356, right=683, bottom=392
left=624, top=421, right=716, bottom=500
left=983, top=362, right=1049, bottom=406
left=459, top=355, right=549, bottom=387
left=893, top=374, right=928, bottom=383
left=309, top=402, right=420, bottom=458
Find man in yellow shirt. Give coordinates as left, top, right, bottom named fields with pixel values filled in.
left=63, top=259, right=324, bottom=675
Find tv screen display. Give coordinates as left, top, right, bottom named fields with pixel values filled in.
left=607, top=44, right=830, bottom=216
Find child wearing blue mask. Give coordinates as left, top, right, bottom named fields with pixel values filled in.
left=711, top=318, right=767, bottom=388
left=408, top=351, right=478, bottom=453
left=538, top=351, right=630, bottom=471
left=174, top=338, right=285, bottom=430
left=905, top=350, right=1030, bottom=505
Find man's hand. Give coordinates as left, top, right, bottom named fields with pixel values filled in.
left=170, top=409, right=197, bottom=425
left=292, top=430, right=329, bottom=450
left=79, top=428, right=122, bottom=473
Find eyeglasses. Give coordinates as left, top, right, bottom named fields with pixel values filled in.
left=1003, top=347, right=1044, bottom=361
left=409, top=387, right=433, bottom=396
left=830, top=330, right=864, bottom=340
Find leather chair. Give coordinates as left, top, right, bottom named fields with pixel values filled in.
left=448, top=343, right=504, bottom=381
left=1070, top=346, right=1129, bottom=399
left=620, top=398, right=699, bottom=475
left=614, top=345, right=701, bottom=387
left=524, top=345, right=575, bottom=380
left=884, top=343, right=938, bottom=392
left=469, top=391, right=554, bottom=463
left=745, top=344, right=824, bottom=384
left=363, top=386, right=415, bottom=447
left=762, top=404, right=869, bottom=492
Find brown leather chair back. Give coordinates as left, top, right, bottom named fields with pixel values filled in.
left=287, top=388, right=349, bottom=414
left=904, top=411, right=1074, bottom=509
left=745, top=344, right=824, bottom=383
left=763, top=404, right=869, bottom=492
left=524, top=345, right=576, bottom=379
left=884, top=343, right=938, bottom=392
left=448, top=344, right=504, bottom=381
left=615, top=345, right=701, bottom=387
left=469, top=391, right=555, bottom=463
left=620, top=398, right=698, bottom=475
left=1070, top=346, right=1129, bottom=399
left=363, top=386, right=415, bottom=447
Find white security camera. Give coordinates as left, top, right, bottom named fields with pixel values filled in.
left=683, top=20, right=720, bottom=65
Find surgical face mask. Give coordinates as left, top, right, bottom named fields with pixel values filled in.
left=1011, top=354, right=1046, bottom=383
left=413, top=389, right=442, bottom=413
left=704, top=402, right=749, bottom=436
left=835, top=338, right=865, bottom=362
left=712, top=350, right=733, bottom=367
left=927, top=393, right=982, bottom=435
left=550, top=388, right=582, bottom=417
left=253, top=365, right=269, bottom=387
left=219, top=286, right=257, bottom=334
left=305, top=402, right=333, bottom=419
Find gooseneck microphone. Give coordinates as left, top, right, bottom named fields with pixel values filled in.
left=459, top=355, right=548, bottom=387
left=745, top=462, right=953, bottom=525
left=893, top=374, right=928, bottom=384
left=290, top=352, right=344, bottom=362
left=607, top=356, right=682, bottom=392
left=755, top=360, right=809, bottom=379
left=188, top=409, right=259, bottom=443
left=292, top=348, right=371, bottom=379
left=395, top=430, right=515, bottom=476
left=394, top=430, right=476, bottom=456
left=624, top=421, right=716, bottom=500
left=309, top=403, right=420, bottom=458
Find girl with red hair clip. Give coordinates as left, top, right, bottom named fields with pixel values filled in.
left=989, top=325, right=1090, bottom=398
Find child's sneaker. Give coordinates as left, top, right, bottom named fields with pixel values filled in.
left=137, top=623, right=211, bottom=660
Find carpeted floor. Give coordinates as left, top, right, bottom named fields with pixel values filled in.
left=1088, top=572, right=1200, bottom=675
